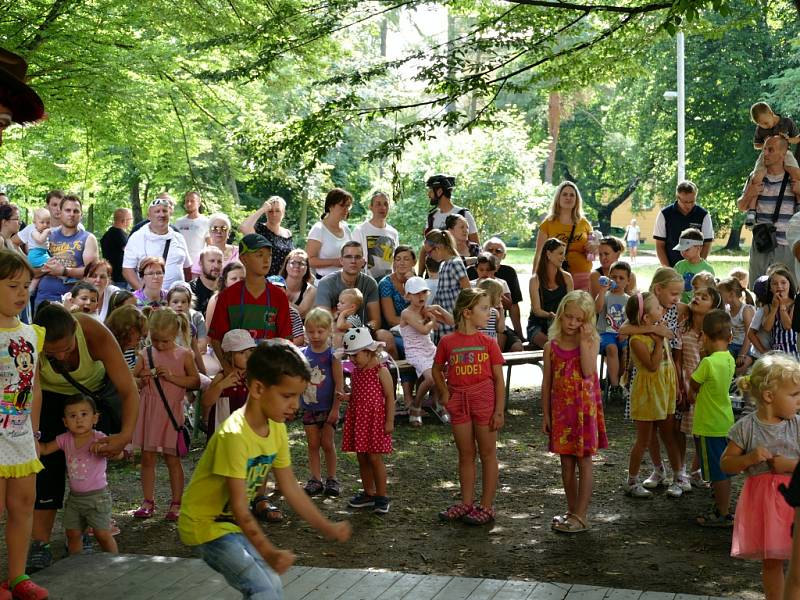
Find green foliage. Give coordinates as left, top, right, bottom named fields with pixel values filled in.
left=388, top=111, right=552, bottom=247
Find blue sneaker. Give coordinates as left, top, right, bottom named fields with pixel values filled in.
left=373, top=496, right=391, bottom=514
left=26, top=540, right=53, bottom=573
left=348, top=492, right=375, bottom=508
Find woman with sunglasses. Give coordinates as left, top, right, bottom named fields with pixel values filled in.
left=191, top=213, right=239, bottom=276
left=240, top=195, right=295, bottom=276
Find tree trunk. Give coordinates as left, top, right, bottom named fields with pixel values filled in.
left=595, top=175, right=642, bottom=233
left=724, top=223, right=743, bottom=251
left=445, top=10, right=456, bottom=116
left=299, top=191, right=308, bottom=241
left=130, top=176, right=142, bottom=223
left=380, top=17, right=388, bottom=57
left=224, top=165, right=240, bottom=206
left=545, top=91, right=561, bottom=184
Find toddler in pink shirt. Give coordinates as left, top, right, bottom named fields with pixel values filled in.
left=39, top=395, right=119, bottom=554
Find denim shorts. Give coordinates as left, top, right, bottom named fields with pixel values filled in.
left=198, top=533, right=284, bottom=600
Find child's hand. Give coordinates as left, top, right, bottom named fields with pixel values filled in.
left=768, top=454, right=795, bottom=474
left=490, top=410, right=504, bottom=431
left=651, top=324, right=673, bottom=339
left=324, top=521, right=352, bottom=543
left=542, top=413, right=551, bottom=435
left=750, top=446, right=773, bottom=465
left=155, top=366, right=171, bottom=379
left=579, top=324, right=594, bottom=345
left=341, top=305, right=357, bottom=318
left=384, top=419, right=394, bottom=435
left=337, top=391, right=350, bottom=404
left=325, top=411, right=339, bottom=427
left=265, top=548, right=295, bottom=575
left=220, top=370, right=241, bottom=389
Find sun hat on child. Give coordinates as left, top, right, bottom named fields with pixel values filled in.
left=404, top=276, right=429, bottom=295
left=334, top=327, right=385, bottom=359
left=221, top=329, right=257, bottom=353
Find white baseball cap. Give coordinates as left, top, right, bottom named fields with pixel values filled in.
left=404, top=276, right=430, bottom=295
left=221, top=329, right=257, bottom=353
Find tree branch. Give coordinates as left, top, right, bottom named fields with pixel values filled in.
left=501, top=0, right=672, bottom=14
left=18, top=0, right=76, bottom=54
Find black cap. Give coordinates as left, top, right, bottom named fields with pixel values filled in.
left=239, top=233, right=272, bottom=254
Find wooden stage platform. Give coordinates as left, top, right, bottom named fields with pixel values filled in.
left=32, top=554, right=727, bottom=599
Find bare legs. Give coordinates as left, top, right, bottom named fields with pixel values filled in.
left=451, top=422, right=498, bottom=507
left=560, top=455, right=593, bottom=522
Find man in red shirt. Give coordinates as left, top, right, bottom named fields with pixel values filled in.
left=209, top=234, right=291, bottom=368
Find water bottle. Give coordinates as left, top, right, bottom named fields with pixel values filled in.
left=599, top=276, right=617, bottom=291
left=586, top=229, right=601, bottom=262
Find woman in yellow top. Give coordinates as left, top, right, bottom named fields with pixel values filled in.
left=534, top=182, right=596, bottom=291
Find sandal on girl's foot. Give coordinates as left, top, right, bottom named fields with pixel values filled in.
left=133, top=499, right=155, bottom=519
left=553, top=513, right=590, bottom=534
left=165, top=501, right=181, bottom=522
left=438, top=503, right=473, bottom=522
left=251, top=495, right=283, bottom=522
left=463, top=505, right=496, bottom=526
left=408, top=410, right=423, bottom=427
left=551, top=512, right=572, bottom=527
left=696, top=508, right=733, bottom=528
left=4, top=575, right=48, bottom=600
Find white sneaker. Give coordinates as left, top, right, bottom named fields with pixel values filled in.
left=626, top=481, right=653, bottom=498
left=666, top=482, right=683, bottom=498
left=642, top=468, right=665, bottom=489
left=690, top=469, right=710, bottom=489
left=677, top=474, right=692, bottom=493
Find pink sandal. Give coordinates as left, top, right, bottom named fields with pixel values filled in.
left=438, top=503, right=473, bottom=522
left=462, top=505, right=496, bottom=526
left=133, top=499, right=155, bottom=519
left=165, top=501, right=181, bottom=522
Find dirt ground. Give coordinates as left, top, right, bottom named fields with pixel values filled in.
left=10, top=385, right=763, bottom=598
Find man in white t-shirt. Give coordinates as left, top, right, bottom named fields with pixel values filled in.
left=122, top=197, right=192, bottom=290
left=173, top=191, right=209, bottom=265
left=418, top=173, right=479, bottom=272
left=352, top=191, right=399, bottom=280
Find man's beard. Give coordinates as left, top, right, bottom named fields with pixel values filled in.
left=202, top=269, right=220, bottom=283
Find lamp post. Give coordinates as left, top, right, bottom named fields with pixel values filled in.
left=663, top=31, right=686, bottom=183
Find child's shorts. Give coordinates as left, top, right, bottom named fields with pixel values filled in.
left=446, top=379, right=495, bottom=426
left=63, top=487, right=113, bottom=531
left=27, top=247, right=51, bottom=269
left=626, top=239, right=638, bottom=249
left=302, top=408, right=338, bottom=429
left=728, top=343, right=754, bottom=361
left=600, top=332, right=627, bottom=354
left=197, top=532, right=283, bottom=599
left=695, top=435, right=731, bottom=482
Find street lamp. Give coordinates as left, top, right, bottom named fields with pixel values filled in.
left=663, top=32, right=686, bottom=183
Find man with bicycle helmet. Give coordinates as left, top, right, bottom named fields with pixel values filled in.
left=420, top=174, right=479, bottom=272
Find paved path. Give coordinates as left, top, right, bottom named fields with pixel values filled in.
left=33, top=554, right=727, bottom=600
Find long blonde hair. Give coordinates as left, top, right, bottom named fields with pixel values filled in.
left=738, top=353, right=800, bottom=405
left=148, top=307, right=191, bottom=347
left=649, top=266, right=682, bottom=292
left=547, top=181, right=585, bottom=224
left=547, top=290, right=598, bottom=343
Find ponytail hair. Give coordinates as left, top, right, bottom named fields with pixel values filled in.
left=453, top=288, right=486, bottom=330
left=148, top=307, right=191, bottom=345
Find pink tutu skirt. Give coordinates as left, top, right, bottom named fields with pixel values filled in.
left=731, top=473, right=793, bottom=560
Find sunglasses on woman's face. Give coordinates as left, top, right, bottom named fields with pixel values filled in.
left=210, top=225, right=229, bottom=233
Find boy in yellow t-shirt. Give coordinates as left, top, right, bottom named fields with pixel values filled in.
left=179, top=340, right=351, bottom=597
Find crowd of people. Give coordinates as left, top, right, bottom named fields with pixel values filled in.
left=4, top=43, right=800, bottom=600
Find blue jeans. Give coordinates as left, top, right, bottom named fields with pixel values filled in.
left=198, top=533, right=283, bottom=600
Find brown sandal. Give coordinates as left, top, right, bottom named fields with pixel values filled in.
left=251, top=495, right=283, bottom=523
left=553, top=513, right=590, bottom=534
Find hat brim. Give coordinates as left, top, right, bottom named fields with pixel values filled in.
left=222, top=341, right=257, bottom=353
left=0, top=69, right=45, bottom=124
left=334, top=340, right=386, bottom=360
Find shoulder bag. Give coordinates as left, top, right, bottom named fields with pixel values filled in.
left=561, top=223, right=577, bottom=272
left=52, top=365, right=122, bottom=434
left=147, top=346, right=191, bottom=457
left=752, top=173, right=790, bottom=253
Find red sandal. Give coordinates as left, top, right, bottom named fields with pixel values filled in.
left=462, top=505, right=496, bottom=525
left=133, top=499, right=155, bottom=519
left=438, top=503, right=473, bottom=522
left=165, top=501, right=181, bottom=522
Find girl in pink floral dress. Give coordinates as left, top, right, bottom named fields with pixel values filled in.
left=541, top=290, right=607, bottom=534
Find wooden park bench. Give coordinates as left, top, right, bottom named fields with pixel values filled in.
left=393, top=349, right=544, bottom=406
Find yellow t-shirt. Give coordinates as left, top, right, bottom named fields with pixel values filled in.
left=539, top=218, right=593, bottom=274
left=178, top=408, right=291, bottom=546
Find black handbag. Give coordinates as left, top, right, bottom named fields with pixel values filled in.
left=752, top=173, right=790, bottom=253
left=561, top=223, right=577, bottom=272
left=147, top=346, right=191, bottom=457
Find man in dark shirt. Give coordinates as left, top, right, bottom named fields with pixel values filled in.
left=190, top=246, right=222, bottom=316
left=652, top=181, right=714, bottom=267
left=100, top=208, right=133, bottom=288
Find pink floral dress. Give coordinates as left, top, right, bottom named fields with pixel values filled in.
left=548, top=341, right=608, bottom=456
